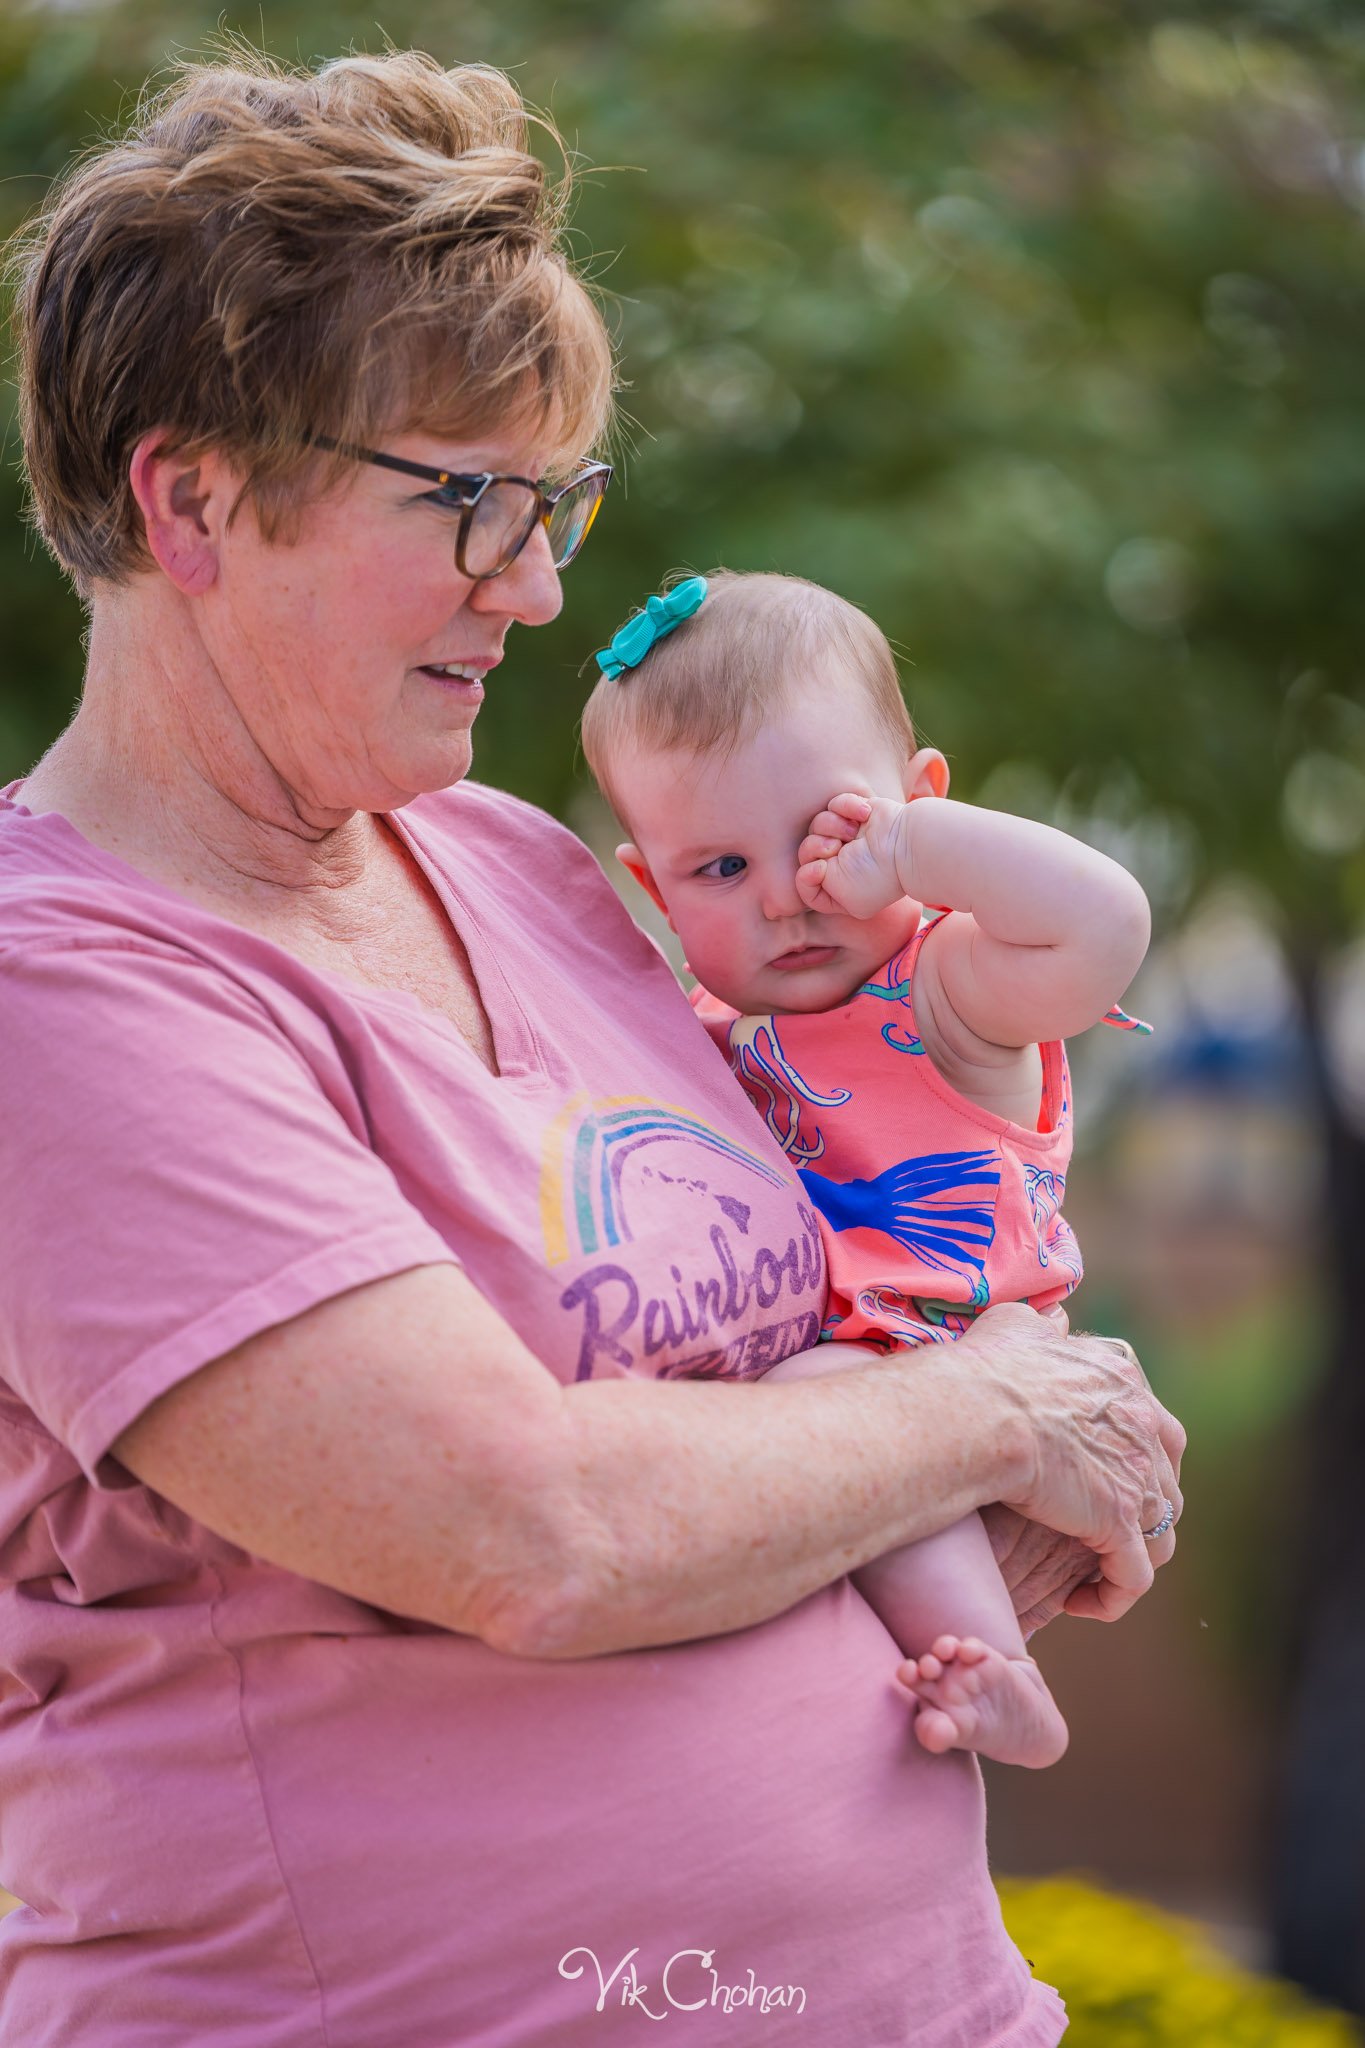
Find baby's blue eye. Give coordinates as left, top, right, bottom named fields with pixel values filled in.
left=699, top=854, right=746, bottom=880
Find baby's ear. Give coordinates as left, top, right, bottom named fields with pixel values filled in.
left=616, top=844, right=674, bottom=928
left=904, top=747, right=950, bottom=801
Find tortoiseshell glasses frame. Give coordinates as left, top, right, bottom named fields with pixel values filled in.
left=311, top=436, right=612, bottom=580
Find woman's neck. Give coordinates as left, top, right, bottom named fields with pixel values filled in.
left=21, top=584, right=385, bottom=923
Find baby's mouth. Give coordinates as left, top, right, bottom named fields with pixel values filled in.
left=769, top=944, right=840, bottom=970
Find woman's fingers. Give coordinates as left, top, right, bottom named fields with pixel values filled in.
left=1092, top=1333, right=1185, bottom=1495
left=1018, top=1588, right=1074, bottom=1634
left=1100, top=1336, right=1183, bottom=1530
left=975, top=1310, right=1186, bottom=1628
left=979, top=1503, right=1100, bottom=1631
left=1065, top=1528, right=1154, bottom=1621
left=1087, top=1331, right=1185, bottom=1513
left=970, top=1306, right=1186, bottom=1622
left=1163, top=1406, right=1188, bottom=1475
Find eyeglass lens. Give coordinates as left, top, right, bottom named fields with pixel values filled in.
left=463, top=470, right=606, bottom=578
left=463, top=481, right=543, bottom=579
left=543, top=475, right=605, bottom=569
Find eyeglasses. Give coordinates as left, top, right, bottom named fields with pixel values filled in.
left=311, top=436, right=612, bottom=581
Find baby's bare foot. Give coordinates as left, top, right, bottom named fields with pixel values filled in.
left=896, top=1634, right=1068, bottom=1769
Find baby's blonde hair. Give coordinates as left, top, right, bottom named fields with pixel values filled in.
left=581, top=569, right=914, bottom=826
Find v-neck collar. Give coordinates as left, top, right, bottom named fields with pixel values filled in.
left=0, top=780, right=545, bottom=1085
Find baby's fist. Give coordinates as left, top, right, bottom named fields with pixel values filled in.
left=795, top=792, right=907, bottom=918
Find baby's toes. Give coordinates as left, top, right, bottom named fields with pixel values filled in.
left=929, top=1635, right=963, bottom=1665
left=895, top=1657, right=932, bottom=1697
left=927, top=1661, right=982, bottom=1709
left=955, top=1636, right=992, bottom=1667
left=913, top=1706, right=963, bottom=1756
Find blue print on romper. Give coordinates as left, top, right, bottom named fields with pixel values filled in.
left=799, top=1146, right=1001, bottom=1285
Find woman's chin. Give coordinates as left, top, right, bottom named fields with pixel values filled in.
left=316, top=747, right=473, bottom=818
left=389, top=734, right=477, bottom=803
left=429, top=735, right=475, bottom=790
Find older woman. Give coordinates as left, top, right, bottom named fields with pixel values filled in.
left=0, top=50, right=1181, bottom=2048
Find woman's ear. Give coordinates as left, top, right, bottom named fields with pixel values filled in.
left=616, top=844, right=675, bottom=928
left=904, top=747, right=950, bottom=802
left=128, top=434, right=234, bottom=596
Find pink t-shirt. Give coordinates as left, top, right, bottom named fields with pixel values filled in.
left=0, top=777, right=1065, bottom=2048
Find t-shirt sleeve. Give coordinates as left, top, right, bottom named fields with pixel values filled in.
left=0, top=938, right=457, bottom=1486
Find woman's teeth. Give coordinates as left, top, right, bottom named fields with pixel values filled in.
left=426, top=663, right=481, bottom=679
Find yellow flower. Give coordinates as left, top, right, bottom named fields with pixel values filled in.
left=998, top=1879, right=1361, bottom=2047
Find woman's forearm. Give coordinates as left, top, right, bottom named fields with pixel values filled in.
left=114, top=1263, right=1030, bottom=1665
left=118, top=1266, right=1174, bottom=1661
left=541, top=1304, right=1184, bottom=1655
left=534, top=1350, right=1030, bottom=1659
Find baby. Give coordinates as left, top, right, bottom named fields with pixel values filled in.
left=581, top=570, right=1153, bottom=1770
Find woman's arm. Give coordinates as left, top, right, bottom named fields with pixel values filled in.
left=114, top=1262, right=1181, bottom=1660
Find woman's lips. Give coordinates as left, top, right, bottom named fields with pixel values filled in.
left=769, top=945, right=840, bottom=970
left=419, top=664, right=489, bottom=703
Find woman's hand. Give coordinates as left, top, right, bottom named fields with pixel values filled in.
left=978, top=1504, right=1102, bottom=1635
left=958, top=1304, right=1184, bottom=1623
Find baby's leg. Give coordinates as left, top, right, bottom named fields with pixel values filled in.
left=860, top=1512, right=1067, bottom=1767
left=762, top=1346, right=1068, bottom=1769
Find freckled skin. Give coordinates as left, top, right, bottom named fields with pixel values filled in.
left=181, top=426, right=567, bottom=825
left=29, top=423, right=569, bottom=917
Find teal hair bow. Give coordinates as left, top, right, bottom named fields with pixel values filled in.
left=594, top=576, right=708, bottom=680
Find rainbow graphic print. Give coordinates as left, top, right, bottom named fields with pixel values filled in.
left=542, top=1092, right=824, bottom=1384
left=540, top=1092, right=790, bottom=1268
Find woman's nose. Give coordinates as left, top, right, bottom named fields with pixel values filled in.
left=471, top=521, right=563, bottom=627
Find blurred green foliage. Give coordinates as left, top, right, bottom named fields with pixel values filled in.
left=2, top=0, right=1363, bottom=952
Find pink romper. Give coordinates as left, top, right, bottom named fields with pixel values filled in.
left=693, top=918, right=1086, bottom=1352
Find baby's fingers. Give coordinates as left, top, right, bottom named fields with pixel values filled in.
left=798, top=831, right=843, bottom=867
left=805, top=803, right=862, bottom=845
left=795, top=858, right=839, bottom=913
left=825, top=792, right=874, bottom=828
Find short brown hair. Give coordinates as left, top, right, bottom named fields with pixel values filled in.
left=581, top=570, right=915, bottom=824
left=11, top=48, right=614, bottom=592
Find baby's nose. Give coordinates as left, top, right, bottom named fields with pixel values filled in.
left=759, top=868, right=805, bottom=922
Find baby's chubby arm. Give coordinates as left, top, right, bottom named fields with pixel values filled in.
left=797, top=792, right=1150, bottom=1048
